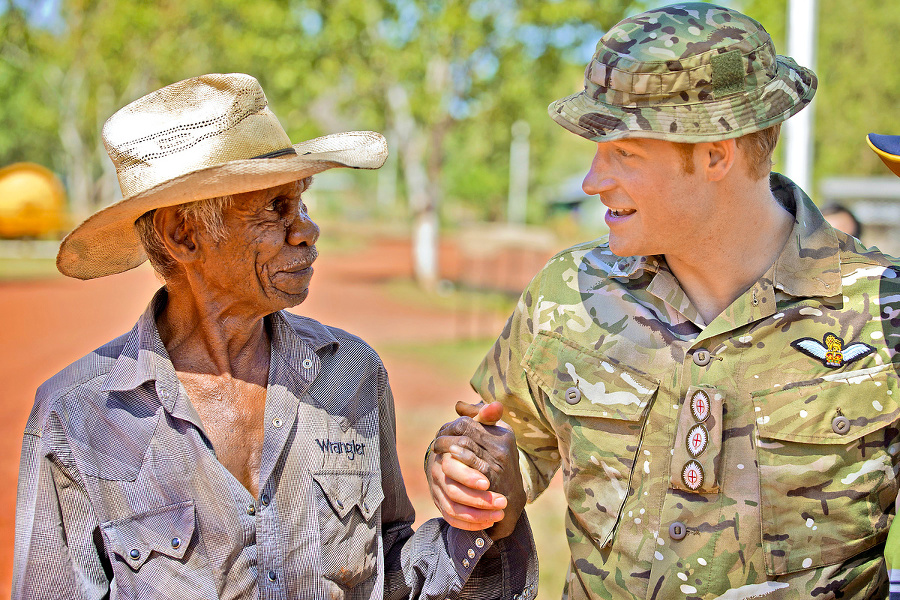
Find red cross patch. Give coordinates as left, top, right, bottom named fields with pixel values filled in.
left=682, top=460, right=704, bottom=491
left=690, top=390, right=710, bottom=422
left=686, top=424, right=709, bottom=457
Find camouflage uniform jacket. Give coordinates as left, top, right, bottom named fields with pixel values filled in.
left=472, top=173, right=900, bottom=599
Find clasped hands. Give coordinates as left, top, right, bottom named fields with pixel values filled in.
left=426, top=401, right=526, bottom=540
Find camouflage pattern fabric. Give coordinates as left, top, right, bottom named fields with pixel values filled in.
left=471, top=173, right=900, bottom=599
left=549, top=3, right=816, bottom=143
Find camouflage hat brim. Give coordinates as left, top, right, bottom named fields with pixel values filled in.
left=550, top=55, right=816, bottom=143
left=867, top=133, right=900, bottom=178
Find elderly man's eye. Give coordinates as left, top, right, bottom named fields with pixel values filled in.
left=265, top=198, right=284, bottom=212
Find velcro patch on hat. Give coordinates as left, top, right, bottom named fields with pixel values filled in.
left=712, top=50, right=744, bottom=98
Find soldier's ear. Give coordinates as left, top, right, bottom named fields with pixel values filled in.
left=700, top=139, right=736, bottom=182
left=154, top=207, right=200, bottom=264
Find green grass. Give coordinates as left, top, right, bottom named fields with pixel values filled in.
left=383, top=278, right=518, bottom=317
left=0, top=257, right=60, bottom=281
left=380, top=337, right=499, bottom=382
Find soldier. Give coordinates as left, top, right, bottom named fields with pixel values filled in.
left=428, top=3, right=900, bottom=598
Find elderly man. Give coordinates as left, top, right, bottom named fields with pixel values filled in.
left=429, top=3, right=900, bottom=599
left=13, top=73, right=535, bottom=600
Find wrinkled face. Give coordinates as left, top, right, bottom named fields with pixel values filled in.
left=197, top=179, right=320, bottom=315
left=582, top=138, right=713, bottom=260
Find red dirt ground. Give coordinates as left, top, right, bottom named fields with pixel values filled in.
left=0, top=236, right=555, bottom=596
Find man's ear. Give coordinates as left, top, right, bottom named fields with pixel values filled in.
left=701, top=138, right=736, bottom=182
left=154, top=207, right=199, bottom=264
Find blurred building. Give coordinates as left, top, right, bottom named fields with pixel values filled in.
left=819, top=177, right=900, bottom=256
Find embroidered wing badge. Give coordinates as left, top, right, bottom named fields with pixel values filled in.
left=790, top=332, right=875, bottom=368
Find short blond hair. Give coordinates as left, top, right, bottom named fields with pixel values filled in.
left=673, top=124, right=782, bottom=180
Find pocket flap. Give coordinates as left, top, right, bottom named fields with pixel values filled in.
left=753, top=365, right=900, bottom=445
left=524, top=331, right=659, bottom=421
left=101, top=500, right=196, bottom=571
left=313, top=472, right=384, bottom=520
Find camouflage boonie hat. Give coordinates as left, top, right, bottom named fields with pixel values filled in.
left=549, top=2, right=817, bottom=143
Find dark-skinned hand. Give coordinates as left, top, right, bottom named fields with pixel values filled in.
left=426, top=400, right=526, bottom=540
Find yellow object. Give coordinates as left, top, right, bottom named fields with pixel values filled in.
left=0, top=162, right=67, bottom=238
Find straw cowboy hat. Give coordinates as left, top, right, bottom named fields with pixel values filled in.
left=57, top=73, right=388, bottom=279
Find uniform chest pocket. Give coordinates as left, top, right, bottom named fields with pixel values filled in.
left=752, top=365, right=900, bottom=576
left=101, top=500, right=215, bottom=598
left=312, top=471, right=385, bottom=590
left=524, top=331, right=658, bottom=547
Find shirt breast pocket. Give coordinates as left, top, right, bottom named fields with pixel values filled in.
left=101, top=500, right=215, bottom=598
left=753, top=365, right=900, bottom=576
left=524, top=331, right=658, bottom=547
left=312, top=471, right=384, bottom=590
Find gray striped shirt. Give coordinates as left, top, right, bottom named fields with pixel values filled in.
left=13, top=289, right=537, bottom=600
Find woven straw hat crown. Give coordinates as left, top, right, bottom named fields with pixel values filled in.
left=549, top=2, right=817, bottom=142
left=57, top=73, right=387, bottom=279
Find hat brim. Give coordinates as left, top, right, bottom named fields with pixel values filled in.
left=866, top=133, right=900, bottom=178
left=58, top=130, right=388, bottom=279
left=549, top=56, right=816, bottom=143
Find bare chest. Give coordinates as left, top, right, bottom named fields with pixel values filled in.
left=178, top=373, right=268, bottom=498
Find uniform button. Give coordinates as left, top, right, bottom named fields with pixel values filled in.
left=693, top=349, right=711, bottom=366
left=129, top=548, right=141, bottom=560
left=467, top=549, right=475, bottom=558
left=335, top=499, right=344, bottom=509
left=272, top=418, right=283, bottom=428
left=669, top=521, right=687, bottom=540
left=565, top=386, right=582, bottom=405
left=832, top=416, right=850, bottom=435
left=261, top=494, right=270, bottom=506
left=475, top=537, right=485, bottom=548
left=247, top=504, right=256, bottom=516
left=171, top=537, right=181, bottom=549
left=462, top=559, right=470, bottom=568
left=302, top=358, right=313, bottom=369
left=267, top=570, right=277, bottom=582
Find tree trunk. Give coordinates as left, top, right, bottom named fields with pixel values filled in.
left=387, top=84, right=438, bottom=291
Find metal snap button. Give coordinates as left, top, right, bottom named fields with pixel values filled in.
left=475, top=537, right=485, bottom=548
left=272, top=418, right=283, bottom=428
left=129, top=548, right=141, bottom=560
left=171, top=537, right=181, bottom=549
left=692, top=349, right=711, bottom=367
left=462, top=559, right=470, bottom=568
left=832, top=415, right=850, bottom=435
left=247, top=504, right=256, bottom=516
left=267, top=570, right=277, bottom=582
left=261, top=494, right=270, bottom=506
left=467, top=549, right=475, bottom=558
left=302, top=358, right=313, bottom=369
left=565, top=386, right=582, bottom=405
left=669, top=521, right=687, bottom=540
left=335, top=499, right=344, bottom=509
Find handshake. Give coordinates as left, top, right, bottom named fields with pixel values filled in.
left=425, top=401, right=527, bottom=540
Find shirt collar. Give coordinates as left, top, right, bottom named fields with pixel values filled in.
left=100, top=287, right=174, bottom=401
left=608, top=173, right=842, bottom=300
left=101, top=288, right=341, bottom=412
left=768, top=172, right=842, bottom=298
